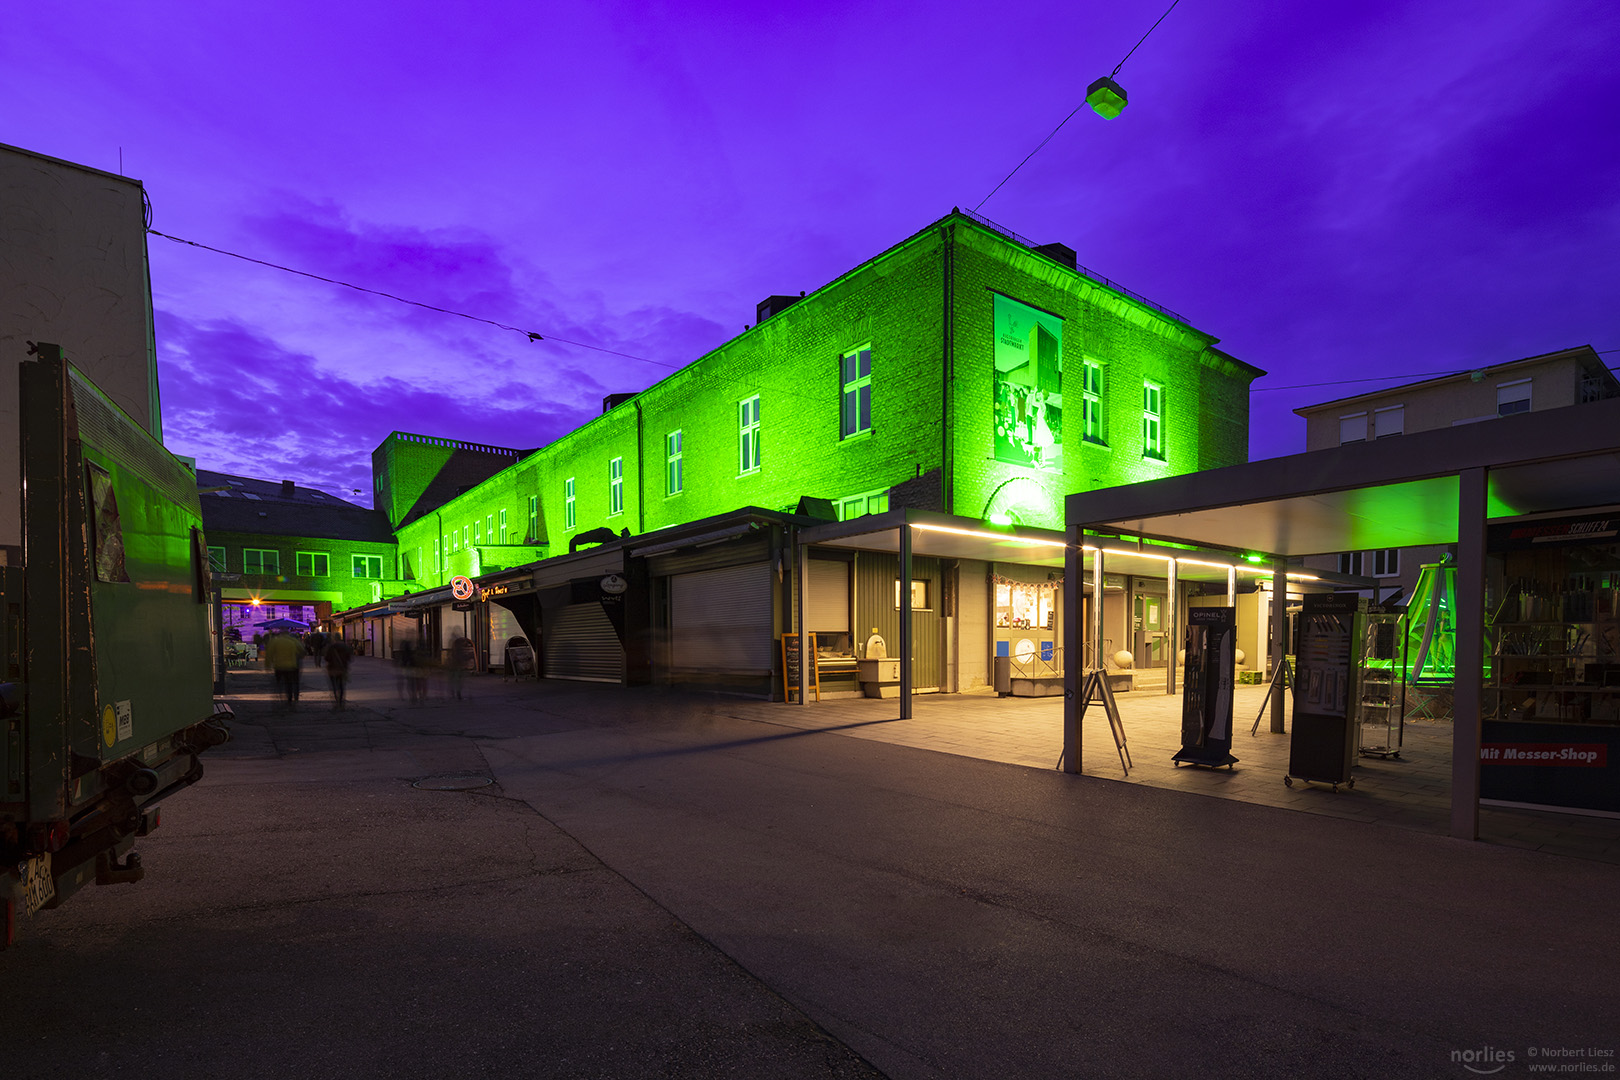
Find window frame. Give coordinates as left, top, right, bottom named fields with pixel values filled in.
left=527, top=495, right=538, bottom=541
left=893, top=578, right=932, bottom=611
left=1374, top=549, right=1400, bottom=577
left=1081, top=358, right=1106, bottom=445
left=609, top=456, right=625, bottom=516
left=1373, top=405, right=1404, bottom=439
left=1142, top=381, right=1165, bottom=460
left=499, top=508, right=508, bottom=543
left=1337, top=551, right=1365, bottom=576
left=839, top=347, right=872, bottom=440
left=739, top=395, right=761, bottom=475
left=564, top=477, right=576, bottom=531
left=243, top=548, right=280, bottom=576
left=1498, top=378, right=1532, bottom=416
left=666, top=430, right=683, bottom=496
left=352, top=554, right=384, bottom=579
left=1339, top=412, right=1369, bottom=444
left=295, top=551, right=329, bottom=577
left=207, top=545, right=226, bottom=573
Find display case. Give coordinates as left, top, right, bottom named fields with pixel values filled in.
left=1356, top=612, right=1405, bottom=758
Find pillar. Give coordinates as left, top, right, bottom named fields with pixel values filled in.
left=1452, top=467, right=1487, bottom=840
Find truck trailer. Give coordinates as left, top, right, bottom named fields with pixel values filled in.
left=2, top=345, right=228, bottom=946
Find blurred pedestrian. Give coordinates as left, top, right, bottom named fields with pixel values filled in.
left=449, top=634, right=475, bottom=700
left=264, top=629, right=302, bottom=709
left=324, top=635, right=354, bottom=710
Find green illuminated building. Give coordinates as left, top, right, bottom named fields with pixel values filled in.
left=379, top=210, right=1261, bottom=595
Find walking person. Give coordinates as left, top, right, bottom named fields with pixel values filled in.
left=265, top=629, right=302, bottom=709
left=448, top=634, right=475, bottom=701
left=324, top=635, right=354, bottom=710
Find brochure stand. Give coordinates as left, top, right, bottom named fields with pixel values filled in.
left=1172, top=607, right=1238, bottom=768
left=1285, top=594, right=1360, bottom=791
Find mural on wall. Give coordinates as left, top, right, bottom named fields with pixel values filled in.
left=992, top=294, right=1064, bottom=472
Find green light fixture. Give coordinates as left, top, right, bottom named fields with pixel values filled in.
left=1085, top=76, right=1128, bottom=119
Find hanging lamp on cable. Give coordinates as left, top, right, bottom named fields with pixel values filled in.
left=1086, top=0, right=1183, bottom=119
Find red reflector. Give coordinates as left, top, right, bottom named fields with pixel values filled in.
left=48, top=821, right=70, bottom=852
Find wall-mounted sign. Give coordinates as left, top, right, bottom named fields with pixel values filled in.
left=992, top=294, right=1064, bottom=473
left=600, top=574, right=628, bottom=595
left=450, top=575, right=475, bottom=600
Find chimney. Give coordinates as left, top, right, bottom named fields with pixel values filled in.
left=602, top=392, right=638, bottom=414
left=1032, top=242, right=1078, bottom=270
left=755, top=294, right=803, bottom=324
left=280, top=480, right=296, bottom=499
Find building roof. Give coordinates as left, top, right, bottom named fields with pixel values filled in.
left=197, top=469, right=395, bottom=544
left=1294, top=345, right=1618, bottom=417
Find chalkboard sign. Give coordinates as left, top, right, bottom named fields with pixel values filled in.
left=506, top=645, right=536, bottom=679
left=781, top=632, right=819, bottom=702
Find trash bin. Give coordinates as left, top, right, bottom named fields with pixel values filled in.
left=994, top=655, right=1012, bottom=695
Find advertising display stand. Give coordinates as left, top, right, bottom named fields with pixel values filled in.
left=1172, top=607, right=1238, bottom=768
left=1356, top=610, right=1405, bottom=758
left=1286, top=594, right=1364, bottom=790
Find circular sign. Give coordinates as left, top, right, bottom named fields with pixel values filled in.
left=600, top=574, right=628, bottom=595
left=1014, top=638, right=1037, bottom=664
left=450, top=576, right=475, bottom=601
left=102, top=704, right=117, bottom=747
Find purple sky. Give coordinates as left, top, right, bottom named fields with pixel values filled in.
left=7, top=1, right=1617, bottom=504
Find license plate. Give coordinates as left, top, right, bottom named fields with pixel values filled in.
left=23, top=853, right=55, bottom=915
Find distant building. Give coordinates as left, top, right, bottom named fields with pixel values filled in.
left=1, top=142, right=163, bottom=564
left=196, top=470, right=398, bottom=632
left=1296, top=345, right=1620, bottom=601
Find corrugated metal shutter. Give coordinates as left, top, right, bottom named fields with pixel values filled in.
left=671, top=562, right=773, bottom=672
left=807, top=558, right=850, bottom=633
left=543, top=602, right=624, bottom=683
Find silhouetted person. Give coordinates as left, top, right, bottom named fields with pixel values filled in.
left=449, top=634, right=475, bottom=700
left=324, top=636, right=354, bottom=710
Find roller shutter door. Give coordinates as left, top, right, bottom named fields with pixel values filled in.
left=542, top=602, right=624, bottom=683
left=671, top=562, right=773, bottom=672
left=807, top=559, right=850, bottom=634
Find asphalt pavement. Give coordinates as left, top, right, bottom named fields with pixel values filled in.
left=5, top=657, right=1616, bottom=1080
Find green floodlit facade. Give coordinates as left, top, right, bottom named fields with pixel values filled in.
left=379, top=211, right=1262, bottom=595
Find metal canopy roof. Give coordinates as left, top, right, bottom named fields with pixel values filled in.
left=1068, top=397, right=1620, bottom=557
left=799, top=509, right=1364, bottom=587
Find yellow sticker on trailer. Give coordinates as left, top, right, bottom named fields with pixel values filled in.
left=102, top=703, right=117, bottom=746
left=24, top=853, right=54, bottom=915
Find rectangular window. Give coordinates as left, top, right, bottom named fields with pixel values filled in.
left=1339, top=412, right=1368, bottom=444
left=295, top=551, right=329, bottom=577
left=1337, top=552, right=1365, bottom=576
left=434, top=536, right=441, bottom=571
left=666, top=430, right=683, bottom=495
left=609, top=456, right=624, bottom=515
left=207, top=545, right=226, bottom=572
left=527, top=495, right=538, bottom=541
left=499, top=508, right=508, bottom=543
left=1142, top=382, right=1165, bottom=460
left=352, top=554, right=383, bottom=579
left=452, top=529, right=459, bottom=553
left=739, top=395, right=761, bottom=474
left=840, top=347, right=872, bottom=439
left=839, top=490, right=889, bottom=521
left=486, top=513, right=494, bottom=541
left=893, top=578, right=931, bottom=610
left=243, top=548, right=279, bottom=575
left=1373, top=406, right=1404, bottom=438
left=1082, top=359, right=1106, bottom=444
left=1498, top=378, right=1532, bottom=416
left=1374, top=549, right=1400, bottom=577
left=564, top=477, right=576, bottom=530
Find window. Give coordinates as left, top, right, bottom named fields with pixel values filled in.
left=207, top=546, right=226, bottom=572
left=840, top=347, right=872, bottom=439
left=352, top=555, right=383, bottom=579
left=1143, top=382, right=1165, bottom=459
left=609, top=456, right=624, bottom=515
left=434, top=536, right=441, bottom=571
left=564, top=477, right=576, bottom=530
left=474, top=520, right=482, bottom=545
left=666, top=430, right=683, bottom=495
left=893, top=578, right=931, bottom=610
left=486, top=514, right=494, bottom=542
left=1498, top=378, right=1532, bottom=416
left=243, top=548, right=279, bottom=575
left=1082, top=359, right=1106, bottom=444
left=295, top=552, right=329, bottom=577
left=1373, top=406, right=1404, bottom=438
left=739, top=395, right=761, bottom=473
left=1374, top=549, right=1400, bottom=577
left=499, top=508, right=508, bottom=543
left=452, top=529, right=459, bottom=552
left=1339, top=412, right=1368, bottom=444
left=839, top=489, right=889, bottom=521
left=527, top=495, right=538, bottom=541
left=1337, top=552, right=1365, bottom=576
